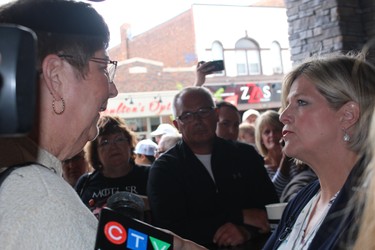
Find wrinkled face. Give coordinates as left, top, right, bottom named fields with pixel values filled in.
left=216, top=106, right=240, bottom=140
left=261, top=124, right=282, bottom=152
left=173, top=91, right=218, bottom=148
left=63, top=49, right=118, bottom=158
left=97, top=132, right=131, bottom=168
left=279, top=75, right=341, bottom=163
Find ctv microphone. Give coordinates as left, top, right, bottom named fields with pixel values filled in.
left=95, top=192, right=174, bottom=250
left=106, top=191, right=145, bottom=221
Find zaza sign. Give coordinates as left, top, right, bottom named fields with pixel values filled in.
left=102, top=82, right=282, bottom=118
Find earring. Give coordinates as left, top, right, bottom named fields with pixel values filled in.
left=52, top=97, right=65, bottom=115
left=343, top=129, right=350, bottom=142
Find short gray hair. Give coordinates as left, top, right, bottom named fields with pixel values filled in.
left=172, top=86, right=216, bottom=118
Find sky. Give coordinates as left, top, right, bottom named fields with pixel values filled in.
left=0, top=0, right=258, bottom=48
left=86, top=0, right=258, bottom=48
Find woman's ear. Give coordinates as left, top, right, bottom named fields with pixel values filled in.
left=41, top=54, right=64, bottom=98
left=340, top=101, right=360, bottom=129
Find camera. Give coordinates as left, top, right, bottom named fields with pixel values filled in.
left=0, top=24, right=37, bottom=136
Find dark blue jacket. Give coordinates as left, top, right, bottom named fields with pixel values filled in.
left=263, top=158, right=364, bottom=250
left=147, top=136, right=279, bottom=248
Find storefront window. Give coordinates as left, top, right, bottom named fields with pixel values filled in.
left=123, top=116, right=165, bottom=140
left=150, top=117, right=161, bottom=132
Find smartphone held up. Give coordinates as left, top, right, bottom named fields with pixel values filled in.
left=198, top=60, right=225, bottom=74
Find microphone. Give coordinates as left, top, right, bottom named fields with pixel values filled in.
left=105, top=191, right=145, bottom=221
left=95, top=192, right=174, bottom=249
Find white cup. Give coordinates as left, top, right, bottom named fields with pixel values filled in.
left=265, top=202, right=288, bottom=231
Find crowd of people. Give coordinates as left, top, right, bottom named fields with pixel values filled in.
left=148, top=86, right=278, bottom=248
left=3, top=0, right=375, bottom=250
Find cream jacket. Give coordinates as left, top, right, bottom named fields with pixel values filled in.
left=0, top=137, right=97, bottom=249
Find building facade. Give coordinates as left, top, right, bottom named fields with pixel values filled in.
left=107, top=1, right=291, bottom=139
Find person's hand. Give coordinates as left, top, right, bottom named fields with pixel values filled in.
left=242, top=208, right=270, bottom=233
left=157, top=227, right=207, bottom=250
left=173, top=233, right=208, bottom=250
left=194, top=61, right=217, bottom=86
left=213, top=222, right=250, bottom=247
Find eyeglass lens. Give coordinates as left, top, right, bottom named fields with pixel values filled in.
left=179, top=107, right=214, bottom=123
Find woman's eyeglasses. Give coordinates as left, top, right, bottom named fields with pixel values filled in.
left=90, top=57, right=117, bottom=83
left=58, top=54, right=118, bottom=83
left=97, top=136, right=128, bottom=148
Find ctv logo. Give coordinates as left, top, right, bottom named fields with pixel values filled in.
left=104, top=221, right=171, bottom=250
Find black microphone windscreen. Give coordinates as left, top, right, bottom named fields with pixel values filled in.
left=106, top=192, right=145, bottom=220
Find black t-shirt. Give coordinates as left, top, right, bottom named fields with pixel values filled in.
left=75, top=164, right=149, bottom=216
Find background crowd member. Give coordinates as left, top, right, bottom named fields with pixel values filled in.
left=263, top=52, right=375, bottom=249
left=280, top=165, right=317, bottom=202
left=255, top=110, right=304, bottom=197
left=255, top=110, right=284, bottom=179
left=134, top=138, right=158, bottom=167
left=242, top=109, right=260, bottom=125
left=62, top=149, right=93, bottom=187
left=215, top=101, right=241, bottom=141
left=194, top=65, right=242, bottom=142
left=238, top=122, right=257, bottom=148
left=147, top=86, right=278, bottom=249
left=150, top=123, right=179, bottom=144
left=154, top=133, right=182, bottom=159
left=0, top=0, right=118, bottom=248
left=75, top=115, right=149, bottom=218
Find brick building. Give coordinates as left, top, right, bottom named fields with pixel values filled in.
left=105, top=0, right=291, bottom=139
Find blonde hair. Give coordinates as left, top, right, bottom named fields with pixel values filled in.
left=281, top=52, right=375, bottom=155
left=254, top=110, right=283, bottom=157
left=239, top=123, right=255, bottom=137
left=353, top=109, right=375, bottom=249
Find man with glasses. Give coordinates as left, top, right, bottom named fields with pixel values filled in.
left=147, top=86, right=279, bottom=249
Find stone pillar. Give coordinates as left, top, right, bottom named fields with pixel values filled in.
left=285, top=0, right=375, bottom=64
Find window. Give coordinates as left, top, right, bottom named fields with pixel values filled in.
left=212, top=41, right=224, bottom=60
left=235, top=38, right=261, bottom=75
left=124, top=116, right=165, bottom=141
left=211, top=41, right=225, bottom=75
left=271, top=41, right=283, bottom=74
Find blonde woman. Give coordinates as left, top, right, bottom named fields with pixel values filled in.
left=263, top=51, right=375, bottom=249
left=255, top=110, right=303, bottom=197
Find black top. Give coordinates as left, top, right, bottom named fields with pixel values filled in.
left=75, top=164, right=149, bottom=215
left=147, top=136, right=279, bottom=248
left=263, top=157, right=365, bottom=250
